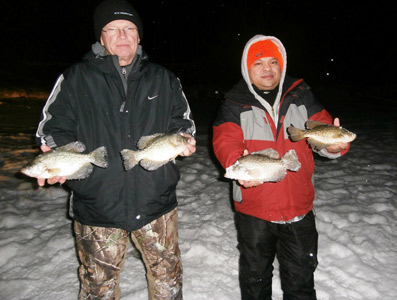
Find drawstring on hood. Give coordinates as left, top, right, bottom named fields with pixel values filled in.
left=241, top=35, right=287, bottom=125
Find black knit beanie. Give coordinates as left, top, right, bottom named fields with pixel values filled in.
left=93, top=0, right=143, bottom=41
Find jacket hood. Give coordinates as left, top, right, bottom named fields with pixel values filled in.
left=241, top=35, right=287, bottom=124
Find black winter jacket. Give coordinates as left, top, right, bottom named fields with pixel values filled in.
left=36, top=45, right=196, bottom=231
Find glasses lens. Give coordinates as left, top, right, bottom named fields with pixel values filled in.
left=104, top=27, right=137, bottom=36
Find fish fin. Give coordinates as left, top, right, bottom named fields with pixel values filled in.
left=140, top=159, right=168, bottom=171
left=57, top=141, right=86, bottom=153
left=307, top=138, right=328, bottom=151
left=253, top=148, right=279, bottom=159
left=90, top=146, right=108, bottom=168
left=305, top=120, right=329, bottom=129
left=287, top=126, right=305, bottom=142
left=137, top=133, right=164, bottom=149
left=47, top=167, right=62, bottom=175
left=281, top=150, right=301, bottom=172
left=246, top=168, right=264, bottom=179
left=68, top=164, right=93, bottom=180
left=120, top=149, right=139, bottom=170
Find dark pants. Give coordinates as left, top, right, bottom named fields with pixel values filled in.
left=236, top=211, right=318, bottom=300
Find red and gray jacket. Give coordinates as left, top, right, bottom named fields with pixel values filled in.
left=213, top=35, right=349, bottom=222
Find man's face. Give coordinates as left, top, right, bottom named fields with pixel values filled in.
left=248, top=57, right=282, bottom=90
left=100, top=20, right=139, bottom=66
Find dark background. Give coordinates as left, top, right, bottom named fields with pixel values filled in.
left=1, top=1, right=394, bottom=89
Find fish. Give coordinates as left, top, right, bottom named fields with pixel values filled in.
left=287, top=120, right=357, bottom=151
left=21, top=141, right=108, bottom=180
left=224, top=148, right=301, bottom=183
left=120, top=133, right=192, bottom=171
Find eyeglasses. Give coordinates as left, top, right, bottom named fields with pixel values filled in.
left=102, top=26, right=138, bottom=37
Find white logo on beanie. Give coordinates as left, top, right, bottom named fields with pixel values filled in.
left=114, top=12, right=134, bottom=17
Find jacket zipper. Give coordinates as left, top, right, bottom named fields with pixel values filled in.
left=118, top=66, right=133, bottom=228
left=120, top=67, right=127, bottom=112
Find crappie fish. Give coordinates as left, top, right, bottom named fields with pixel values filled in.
left=21, top=141, right=108, bottom=180
left=120, top=133, right=192, bottom=171
left=287, top=120, right=356, bottom=151
left=225, top=148, right=301, bottom=183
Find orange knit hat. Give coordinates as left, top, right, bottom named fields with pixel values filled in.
left=246, top=39, right=284, bottom=70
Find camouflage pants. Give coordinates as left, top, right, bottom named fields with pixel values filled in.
left=74, top=208, right=183, bottom=300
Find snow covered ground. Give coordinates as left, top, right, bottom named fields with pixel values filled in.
left=0, top=85, right=396, bottom=299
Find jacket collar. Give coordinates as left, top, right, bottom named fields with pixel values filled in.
left=86, top=42, right=148, bottom=79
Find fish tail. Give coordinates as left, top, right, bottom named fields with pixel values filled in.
left=281, top=150, right=301, bottom=172
left=287, top=126, right=305, bottom=142
left=120, top=149, right=139, bottom=170
left=91, top=146, right=108, bottom=168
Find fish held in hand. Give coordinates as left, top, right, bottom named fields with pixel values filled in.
left=21, top=141, right=108, bottom=180
left=225, top=148, right=301, bottom=183
left=120, top=133, right=192, bottom=171
left=287, top=120, right=356, bottom=151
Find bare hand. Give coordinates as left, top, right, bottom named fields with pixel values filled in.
left=325, top=118, right=349, bottom=153
left=179, top=133, right=197, bottom=157
left=238, top=179, right=264, bottom=188
left=37, top=145, right=67, bottom=187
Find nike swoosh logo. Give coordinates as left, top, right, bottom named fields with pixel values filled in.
left=148, top=95, right=159, bottom=100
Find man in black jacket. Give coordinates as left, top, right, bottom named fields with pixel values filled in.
left=35, top=0, right=196, bottom=299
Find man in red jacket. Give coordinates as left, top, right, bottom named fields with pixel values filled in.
left=213, top=35, right=350, bottom=300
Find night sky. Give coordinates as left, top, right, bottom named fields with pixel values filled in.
left=1, top=0, right=394, bottom=90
